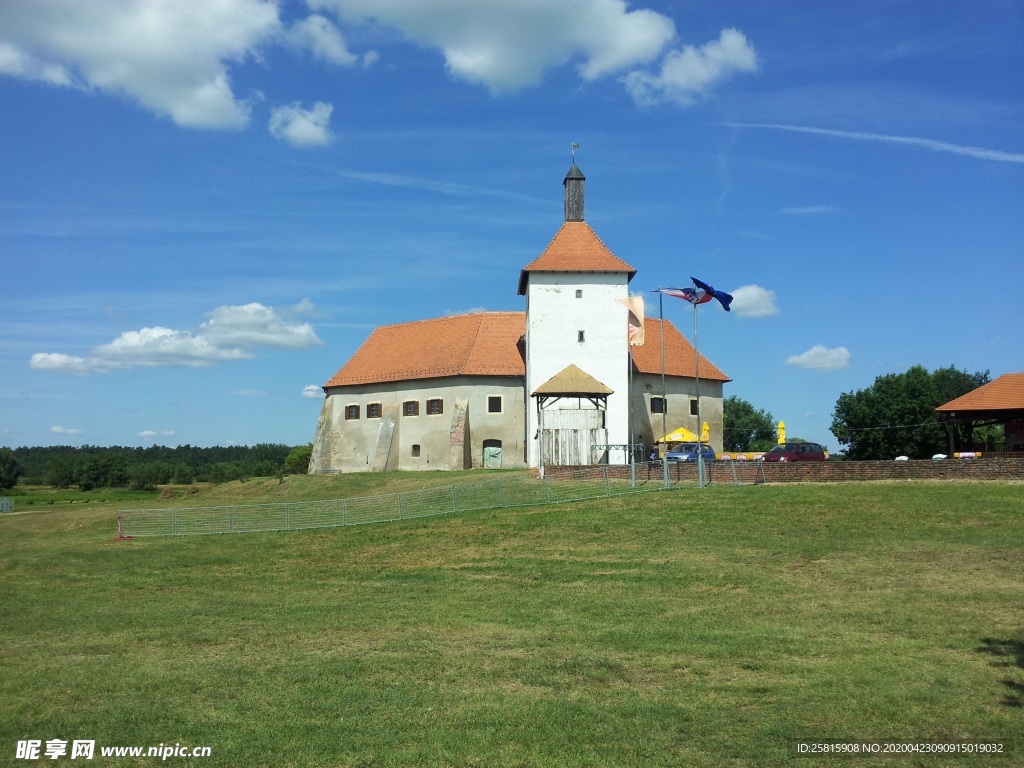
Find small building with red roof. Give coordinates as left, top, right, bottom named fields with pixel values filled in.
left=936, top=372, right=1024, bottom=452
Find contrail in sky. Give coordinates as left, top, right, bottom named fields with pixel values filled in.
left=721, top=123, right=1024, bottom=164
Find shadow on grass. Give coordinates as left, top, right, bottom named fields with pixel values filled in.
left=977, top=637, right=1024, bottom=707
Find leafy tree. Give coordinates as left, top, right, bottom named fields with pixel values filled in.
left=831, top=365, right=988, bottom=460
left=47, top=454, right=79, bottom=489
left=171, top=463, right=195, bottom=485
left=0, top=447, right=22, bottom=489
left=285, top=444, right=313, bottom=475
left=207, top=462, right=241, bottom=485
left=722, top=396, right=777, bottom=452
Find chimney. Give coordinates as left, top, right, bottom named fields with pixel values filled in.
left=563, top=164, right=585, bottom=222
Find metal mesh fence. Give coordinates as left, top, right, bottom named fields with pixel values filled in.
left=118, top=461, right=747, bottom=537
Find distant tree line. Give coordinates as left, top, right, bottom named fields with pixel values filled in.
left=1, top=443, right=314, bottom=491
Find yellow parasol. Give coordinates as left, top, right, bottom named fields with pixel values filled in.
left=660, top=426, right=699, bottom=443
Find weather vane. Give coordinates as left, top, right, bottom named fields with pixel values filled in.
left=572, top=142, right=579, bottom=163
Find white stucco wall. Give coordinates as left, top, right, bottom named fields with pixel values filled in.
left=310, top=376, right=526, bottom=473
left=524, top=272, right=630, bottom=467
left=631, top=372, right=725, bottom=452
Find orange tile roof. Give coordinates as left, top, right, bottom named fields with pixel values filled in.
left=935, top=373, right=1024, bottom=412
left=324, top=313, right=729, bottom=388
left=631, top=318, right=731, bottom=382
left=324, top=312, right=526, bottom=387
left=517, top=221, right=636, bottom=294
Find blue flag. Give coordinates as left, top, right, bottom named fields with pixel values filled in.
left=662, top=277, right=733, bottom=311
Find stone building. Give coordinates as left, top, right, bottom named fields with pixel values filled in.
left=309, top=165, right=729, bottom=473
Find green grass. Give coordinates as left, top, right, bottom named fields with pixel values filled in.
left=1, top=479, right=1021, bottom=766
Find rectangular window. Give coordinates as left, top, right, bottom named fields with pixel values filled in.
left=689, top=398, right=699, bottom=416
left=403, top=400, right=419, bottom=417
left=367, top=402, right=382, bottom=419
left=345, top=404, right=360, bottom=420
left=578, top=330, right=585, bottom=343
left=575, top=289, right=583, bottom=298
left=411, top=444, right=421, bottom=457
left=427, top=398, right=443, bottom=415
left=487, top=395, right=502, bottom=414
left=651, top=397, right=666, bottom=414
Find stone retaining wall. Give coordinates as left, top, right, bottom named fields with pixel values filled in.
left=544, top=457, right=1024, bottom=484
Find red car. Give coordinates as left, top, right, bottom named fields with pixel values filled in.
left=760, top=442, right=828, bottom=462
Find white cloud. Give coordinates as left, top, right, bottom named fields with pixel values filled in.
left=0, top=41, right=72, bottom=85
left=623, top=28, right=757, bottom=106
left=0, top=0, right=281, bottom=128
left=269, top=101, right=335, bottom=147
left=785, top=344, right=851, bottom=371
left=30, top=302, right=322, bottom=375
left=311, top=0, right=674, bottom=93
left=51, top=425, right=83, bottom=436
left=287, top=14, right=358, bottom=66
left=730, top=285, right=778, bottom=318
left=138, top=429, right=175, bottom=438
left=302, top=385, right=323, bottom=399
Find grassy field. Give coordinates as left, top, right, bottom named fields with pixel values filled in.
left=1, top=477, right=1021, bottom=766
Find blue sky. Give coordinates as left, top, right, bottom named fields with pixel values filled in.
left=2, top=0, right=1022, bottom=451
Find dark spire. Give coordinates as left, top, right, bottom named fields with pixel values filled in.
left=564, top=164, right=585, bottom=222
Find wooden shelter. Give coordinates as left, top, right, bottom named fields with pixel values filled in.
left=935, top=373, right=1024, bottom=453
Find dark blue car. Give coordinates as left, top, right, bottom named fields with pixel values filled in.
left=664, top=442, right=716, bottom=462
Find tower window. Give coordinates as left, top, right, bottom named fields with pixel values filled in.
left=690, top=398, right=699, bottom=416
left=575, top=289, right=583, bottom=298
left=487, top=395, right=502, bottom=414
left=345, top=405, right=360, bottom=420
left=651, top=397, right=666, bottom=414
left=427, top=398, right=443, bottom=415
left=578, top=330, right=585, bottom=343
left=411, top=444, right=421, bottom=457
left=367, top=403, right=382, bottom=419
left=403, top=400, right=419, bottom=417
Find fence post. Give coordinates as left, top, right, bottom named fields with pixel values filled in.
left=229, top=507, right=233, bottom=533
left=450, top=485, right=457, bottom=514
left=286, top=505, right=291, bottom=530
left=604, top=465, right=611, bottom=495
left=173, top=508, right=177, bottom=536
left=497, top=479, right=503, bottom=507
left=342, top=498, right=347, bottom=526
left=398, top=492, right=403, bottom=520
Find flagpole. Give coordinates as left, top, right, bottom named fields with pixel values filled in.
left=659, top=288, right=667, bottom=448
left=693, top=281, right=704, bottom=488
left=629, top=344, right=636, bottom=485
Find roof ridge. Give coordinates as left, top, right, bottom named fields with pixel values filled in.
left=374, top=310, right=520, bottom=331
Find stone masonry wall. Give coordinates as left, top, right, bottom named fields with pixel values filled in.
left=543, top=457, right=1024, bottom=483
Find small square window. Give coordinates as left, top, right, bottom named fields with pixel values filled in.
left=411, top=444, right=421, bottom=457
left=403, top=400, right=419, bottom=417
left=427, top=398, right=443, bottom=415
left=367, top=403, right=382, bottom=419
left=345, top=405, right=360, bottom=420
left=689, top=398, right=699, bottom=416
left=575, top=289, right=583, bottom=298
left=487, top=395, right=502, bottom=414
left=650, top=397, right=666, bottom=414
left=577, top=330, right=585, bottom=343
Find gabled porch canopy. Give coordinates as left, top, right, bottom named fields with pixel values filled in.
left=532, top=363, right=613, bottom=410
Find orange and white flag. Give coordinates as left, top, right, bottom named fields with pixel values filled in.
left=617, top=296, right=645, bottom=346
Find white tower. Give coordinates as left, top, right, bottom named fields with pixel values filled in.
left=519, top=165, right=636, bottom=468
